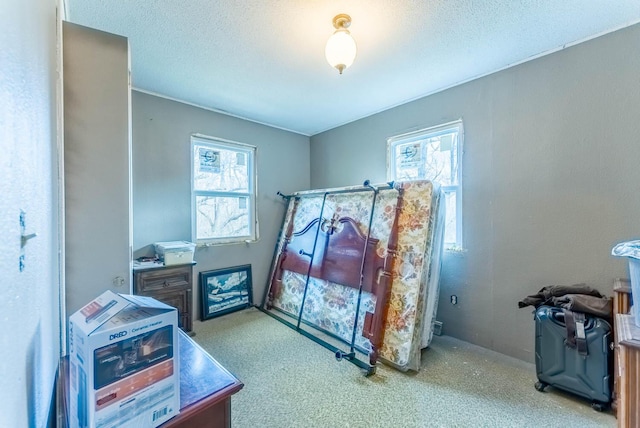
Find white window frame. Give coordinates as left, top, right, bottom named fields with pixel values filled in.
left=191, top=134, right=258, bottom=246
left=387, top=120, right=463, bottom=250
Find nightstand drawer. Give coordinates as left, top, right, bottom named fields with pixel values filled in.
left=134, top=265, right=192, bottom=293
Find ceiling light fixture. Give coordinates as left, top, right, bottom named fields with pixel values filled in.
left=325, top=14, right=357, bottom=75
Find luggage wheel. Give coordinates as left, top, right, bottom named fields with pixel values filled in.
left=364, top=366, right=376, bottom=377
left=591, top=402, right=606, bottom=412
left=534, top=381, right=547, bottom=392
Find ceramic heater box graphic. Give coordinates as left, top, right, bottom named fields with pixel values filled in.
left=68, top=291, right=180, bottom=428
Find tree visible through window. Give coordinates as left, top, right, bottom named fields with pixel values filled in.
left=192, top=135, right=257, bottom=245
left=387, top=120, right=463, bottom=248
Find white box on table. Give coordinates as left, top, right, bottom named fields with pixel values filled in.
left=612, top=240, right=640, bottom=327
left=154, top=241, right=196, bottom=266
left=68, top=290, right=180, bottom=428
left=627, top=257, right=640, bottom=324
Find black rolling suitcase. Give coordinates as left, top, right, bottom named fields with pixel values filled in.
left=534, top=305, right=612, bottom=411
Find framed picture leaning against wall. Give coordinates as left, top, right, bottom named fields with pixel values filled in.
left=200, top=264, right=253, bottom=320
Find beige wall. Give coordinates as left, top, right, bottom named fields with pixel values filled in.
left=64, top=22, right=132, bottom=315
left=131, top=91, right=310, bottom=312
left=310, top=24, right=640, bottom=361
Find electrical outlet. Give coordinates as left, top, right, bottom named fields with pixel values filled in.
left=450, top=295, right=458, bottom=305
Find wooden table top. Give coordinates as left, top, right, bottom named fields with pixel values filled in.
left=175, top=330, right=243, bottom=410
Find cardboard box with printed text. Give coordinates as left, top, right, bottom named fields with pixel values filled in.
left=68, top=290, right=180, bottom=428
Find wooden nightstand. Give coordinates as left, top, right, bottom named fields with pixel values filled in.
left=615, top=313, right=640, bottom=427
left=613, top=278, right=632, bottom=318
left=133, top=263, right=195, bottom=333
left=612, top=278, right=631, bottom=416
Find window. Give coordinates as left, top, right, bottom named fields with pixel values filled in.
left=387, top=120, right=463, bottom=249
left=192, top=135, right=257, bottom=245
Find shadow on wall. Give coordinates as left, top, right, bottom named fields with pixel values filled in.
left=133, top=244, right=156, bottom=259
left=26, top=321, right=56, bottom=428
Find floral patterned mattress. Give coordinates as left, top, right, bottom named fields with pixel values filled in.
left=264, top=180, right=444, bottom=371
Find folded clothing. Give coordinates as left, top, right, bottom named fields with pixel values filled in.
left=518, top=284, right=603, bottom=309
left=551, top=294, right=612, bottom=320
left=518, top=283, right=612, bottom=320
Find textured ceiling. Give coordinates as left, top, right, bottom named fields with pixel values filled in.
left=65, top=1, right=640, bottom=136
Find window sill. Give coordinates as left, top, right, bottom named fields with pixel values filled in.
left=197, top=238, right=259, bottom=248
left=444, top=246, right=467, bottom=256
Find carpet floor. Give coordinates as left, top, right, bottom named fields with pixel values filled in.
left=192, top=307, right=615, bottom=428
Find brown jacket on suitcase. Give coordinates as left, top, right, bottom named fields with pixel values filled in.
left=518, top=284, right=612, bottom=320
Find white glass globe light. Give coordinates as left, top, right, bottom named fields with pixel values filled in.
left=325, top=17, right=357, bottom=74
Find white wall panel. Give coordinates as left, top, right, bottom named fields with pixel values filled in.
left=0, top=0, right=61, bottom=426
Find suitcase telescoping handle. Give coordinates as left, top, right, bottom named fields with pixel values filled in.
left=551, top=311, right=566, bottom=324
left=550, top=308, right=593, bottom=329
